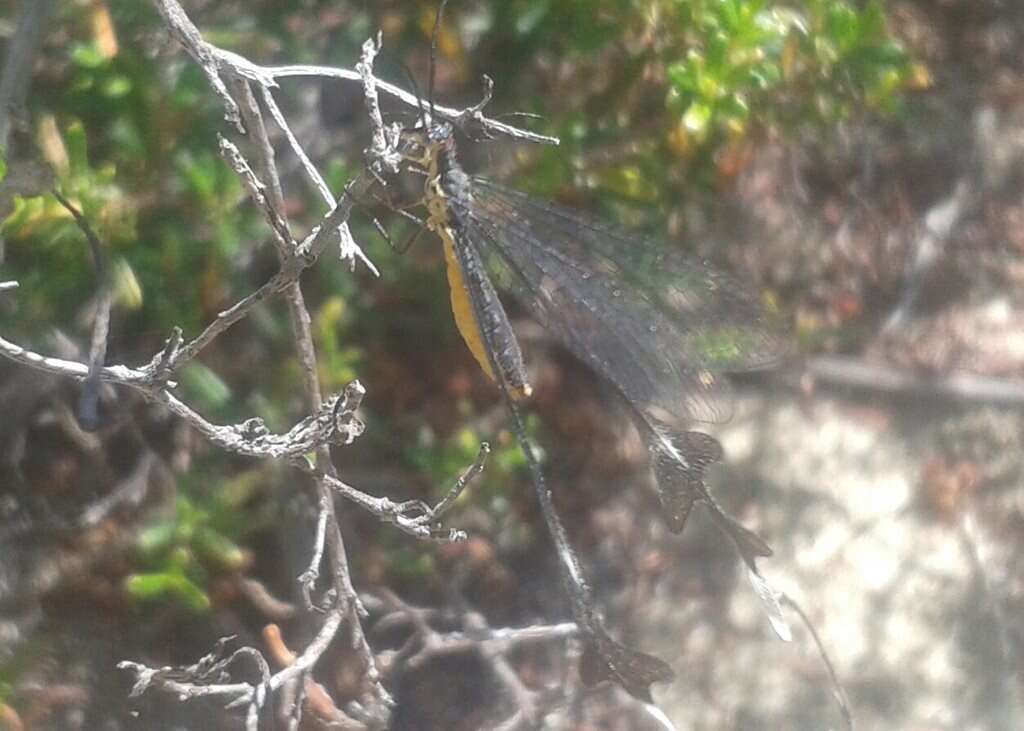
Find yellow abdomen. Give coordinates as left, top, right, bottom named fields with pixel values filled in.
left=441, top=230, right=531, bottom=400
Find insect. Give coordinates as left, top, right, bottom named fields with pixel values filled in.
left=389, top=1, right=790, bottom=703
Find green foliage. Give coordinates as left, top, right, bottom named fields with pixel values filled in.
left=180, top=362, right=234, bottom=415
left=123, top=468, right=275, bottom=612
left=506, top=0, right=634, bottom=52
left=405, top=418, right=532, bottom=518
left=408, top=424, right=484, bottom=486
left=313, top=295, right=363, bottom=392
left=3, top=3, right=271, bottom=340
left=382, top=545, right=438, bottom=582
left=1, top=119, right=136, bottom=330
left=1, top=1, right=921, bottom=604
left=665, top=0, right=912, bottom=150
left=457, top=0, right=918, bottom=212
left=0, top=635, right=52, bottom=705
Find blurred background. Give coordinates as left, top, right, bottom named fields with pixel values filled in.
left=1, top=1, right=1023, bottom=729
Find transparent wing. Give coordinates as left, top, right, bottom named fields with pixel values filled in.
left=447, top=173, right=788, bottom=639
left=450, top=177, right=783, bottom=426
left=472, top=178, right=782, bottom=369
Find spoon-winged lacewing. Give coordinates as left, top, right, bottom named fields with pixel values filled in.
left=386, top=1, right=791, bottom=703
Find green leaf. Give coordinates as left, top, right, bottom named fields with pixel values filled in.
left=102, top=74, right=133, bottom=99
left=168, top=546, right=194, bottom=572
left=63, top=120, right=90, bottom=179
left=599, top=164, right=660, bottom=202
left=844, top=42, right=907, bottom=71
left=69, top=42, right=108, bottom=69
left=124, top=572, right=176, bottom=599
left=124, top=572, right=211, bottom=611
left=860, top=1, right=888, bottom=41
left=180, top=362, right=232, bottom=410
left=516, top=0, right=552, bottom=36
left=194, top=526, right=246, bottom=571
left=824, top=4, right=860, bottom=51
left=719, top=94, right=751, bottom=126
left=135, top=521, right=176, bottom=555
left=112, top=258, right=143, bottom=309
left=682, top=102, right=713, bottom=136
left=667, top=60, right=700, bottom=94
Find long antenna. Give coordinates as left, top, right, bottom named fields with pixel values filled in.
left=397, top=58, right=429, bottom=131
left=427, top=0, right=451, bottom=125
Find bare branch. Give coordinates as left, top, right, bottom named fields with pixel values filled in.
left=0, top=274, right=386, bottom=456
left=292, top=453, right=478, bottom=544
left=298, top=493, right=333, bottom=612
left=265, top=63, right=559, bottom=145
left=0, top=2, right=564, bottom=725
left=256, top=82, right=376, bottom=274
left=237, top=578, right=296, bottom=622
left=118, top=608, right=348, bottom=711
left=374, top=590, right=577, bottom=727
left=0, top=331, right=339, bottom=465
left=0, top=333, right=143, bottom=384
left=150, top=0, right=243, bottom=129
left=88, top=381, right=361, bottom=461
left=358, top=35, right=402, bottom=175
left=264, top=624, right=367, bottom=730
left=51, top=190, right=112, bottom=431
left=217, top=136, right=294, bottom=250
left=806, top=354, right=1024, bottom=406
left=414, top=442, right=489, bottom=522
left=153, top=0, right=374, bottom=273
left=150, top=0, right=556, bottom=146
left=165, top=254, right=304, bottom=372
left=213, top=12, right=390, bottom=719
left=0, top=0, right=55, bottom=151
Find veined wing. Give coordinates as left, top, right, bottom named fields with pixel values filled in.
left=472, top=178, right=782, bottom=369
left=442, top=170, right=789, bottom=640
left=450, top=177, right=783, bottom=426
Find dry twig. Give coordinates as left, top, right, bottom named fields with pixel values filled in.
left=0, top=0, right=560, bottom=727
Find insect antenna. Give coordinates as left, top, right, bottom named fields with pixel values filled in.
left=427, top=0, right=452, bottom=127
left=369, top=44, right=430, bottom=134
left=394, top=58, right=430, bottom=133
left=494, top=111, right=544, bottom=122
